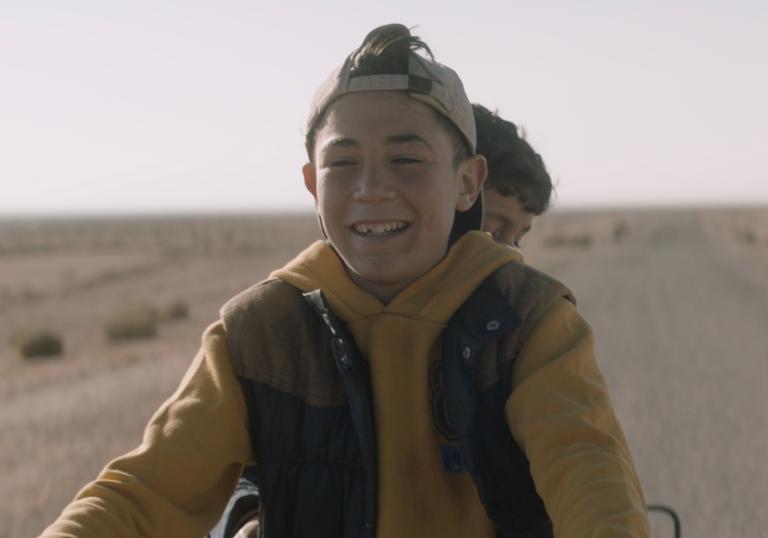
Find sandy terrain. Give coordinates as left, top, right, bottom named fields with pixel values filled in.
left=1, top=208, right=767, bottom=537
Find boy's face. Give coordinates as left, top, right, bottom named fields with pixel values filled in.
left=303, top=91, right=484, bottom=302
left=482, top=188, right=535, bottom=248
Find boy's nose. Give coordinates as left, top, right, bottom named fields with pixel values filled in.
left=353, top=164, right=395, bottom=203
left=497, top=229, right=518, bottom=247
left=490, top=226, right=520, bottom=248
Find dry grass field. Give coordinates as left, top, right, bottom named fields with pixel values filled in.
left=1, top=208, right=767, bottom=537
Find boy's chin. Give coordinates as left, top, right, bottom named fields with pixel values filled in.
left=345, top=257, right=445, bottom=303
left=345, top=265, right=416, bottom=302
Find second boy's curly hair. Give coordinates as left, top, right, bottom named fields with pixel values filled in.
left=474, top=104, right=553, bottom=215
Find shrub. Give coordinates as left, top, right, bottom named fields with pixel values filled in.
left=544, top=232, right=593, bottom=249
left=105, top=306, right=158, bottom=343
left=159, top=300, right=189, bottom=322
left=735, top=228, right=756, bottom=245
left=16, top=330, right=64, bottom=359
left=613, top=221, right=629, bottom=243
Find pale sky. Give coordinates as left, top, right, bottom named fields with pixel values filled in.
left=2, top=0, right=767, bottom=215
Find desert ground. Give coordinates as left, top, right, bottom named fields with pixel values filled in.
left=1, top=208, right=767, bottom=537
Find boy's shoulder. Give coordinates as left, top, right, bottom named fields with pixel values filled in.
left=491, top=260, right=575, bottom=335
left=218, top=278, right=343, bottom=406
left=494, top=261, right=574, bottom=305
left=220, top=277, right=305, bottom=331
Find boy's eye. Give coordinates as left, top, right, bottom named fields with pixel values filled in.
left=329, top=159, right=356, bottom=167
left=392, top=156, right=423, bottom=164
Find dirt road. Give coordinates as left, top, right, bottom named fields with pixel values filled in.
left=1, top=210, right=766, bottom=537
left=533, top=210, right=768, bottom=537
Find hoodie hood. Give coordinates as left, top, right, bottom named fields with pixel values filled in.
left=269, top=230, right=523, bottom=538
left=270, top=230, right=522, bottom=325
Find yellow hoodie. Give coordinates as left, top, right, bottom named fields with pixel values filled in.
left=40, top=232, right=649, bottom=537
left=270, top=231, right=521, bottom=538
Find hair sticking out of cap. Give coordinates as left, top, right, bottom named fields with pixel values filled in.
left=349, top=24, right=434, bottom=77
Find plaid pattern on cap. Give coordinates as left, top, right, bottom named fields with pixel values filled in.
left=307, top=54, right=477, bottom=153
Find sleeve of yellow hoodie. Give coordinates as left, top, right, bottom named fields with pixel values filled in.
left=505, top=297, right=650, bottom=538
left=39, top=322, right=253, bottom=538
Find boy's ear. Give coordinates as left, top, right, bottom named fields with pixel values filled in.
left=302, top=162, right=318, bottom=200
left=455, top=154, right=487, bottom=212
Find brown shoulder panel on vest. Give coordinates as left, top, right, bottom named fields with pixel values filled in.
left=494, top=261, right=575, bottom=323
left=474, top=262, right=575, bottom=392
left=220, top=278, right=346, bottom=407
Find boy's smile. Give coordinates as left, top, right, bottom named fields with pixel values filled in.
left=351, top=219, right=409, bottom=236
left=303, top=91, right=484, bottom=303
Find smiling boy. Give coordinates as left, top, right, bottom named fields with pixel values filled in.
left=210, top=101, right=558, bottom=538
left=41, top=24, right=649, bottom=538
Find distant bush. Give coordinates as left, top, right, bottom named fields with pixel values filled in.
left=16, top=330, right=64, bottom=359
left=544, top=232, right=593, bottom=249
left=613, top=221, right=629, bottom=243
left=105, top=306, right=158, bottom=343
left=734, top=228, right=757, bottom=245
left=159, top=300, right=190, bottom=322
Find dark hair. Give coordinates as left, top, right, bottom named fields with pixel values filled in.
left=473, top=104, right=552, bottom=214
left=305, top=24, right=471, bottom=166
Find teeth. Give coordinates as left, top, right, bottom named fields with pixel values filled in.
left=353, top=221, right=408, bottom=236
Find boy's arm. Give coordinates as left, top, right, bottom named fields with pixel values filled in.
left=40, top=321, right=252, bottom=538
left=505, top=298, right=651, bottom=538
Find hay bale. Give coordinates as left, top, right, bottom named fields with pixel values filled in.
left=105, top=306, right=158, bottom=343
left=16, top=330, right=64, bottom=359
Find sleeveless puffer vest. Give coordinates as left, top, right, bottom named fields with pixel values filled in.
left=221, top=263, right=573, bottom=538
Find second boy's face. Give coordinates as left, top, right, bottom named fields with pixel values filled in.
left=303, top=91, right=483, bottom=303
left=483, top=188, right=535, bottom=248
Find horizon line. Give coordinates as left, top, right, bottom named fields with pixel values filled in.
left=1, top=201, right=767, bottom=221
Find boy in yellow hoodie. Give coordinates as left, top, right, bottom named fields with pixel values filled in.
left=41, top=24, right=650, bottom=538
left=209, top=104, right=557, bottom=538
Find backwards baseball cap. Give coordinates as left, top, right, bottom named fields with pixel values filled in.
left=306, top=24, right=483, bottom=241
